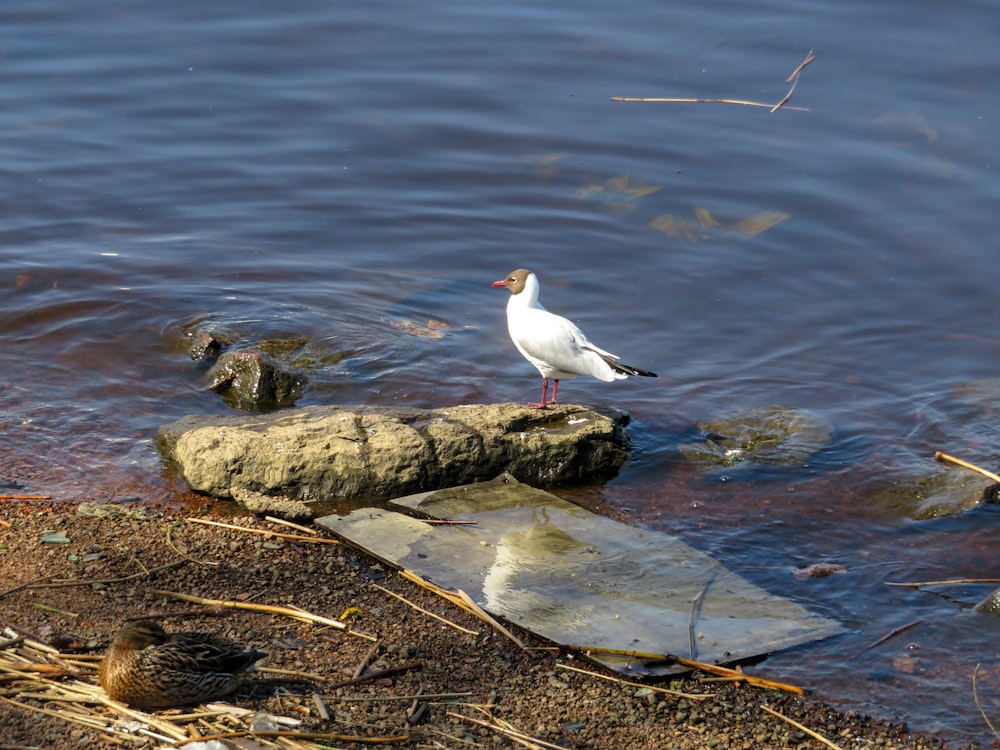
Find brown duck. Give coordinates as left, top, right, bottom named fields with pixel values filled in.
left=98, top=620, right=267, bottom=709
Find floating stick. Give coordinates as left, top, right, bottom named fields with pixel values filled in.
left=935, top=450, right=1000, bottom=484
left=611, top=50, right=814, bottom=113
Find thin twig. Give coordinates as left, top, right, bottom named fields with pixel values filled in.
left=864, top=619, right=922, bottom=651
left=611, top=96, right=808, bottom=111
left=165, top=519, right=217, bottom=567
left=336, top=691, right=473, bottom=703
left=264, top=515, right=317, bottom=535
left=559, top=645, right=803, bottom=694
left=760, top=704, right=845, bottom=750
left=371, top=583, right=479, bottom=635
left=398, top=569, right=525, bottom=649
left=555, top=663, right=710, bottom=700
left=613, top=51, right=815, bottom=113
left=454, top=589, right=525, bottom=650
left=973, top=663, right=1000, bottom=741
left=771, top=49, right=815, bottom=112
left=785, top=50, right=816, bottom=82
left=353, top=640, right=381, bottom=680
left=886, top=578, right=1000, bottom=588
left=326, top=661, right=423, bottom=690
left=0, top=560, right=191, bottom=599
left=185, top=517, right=340, bottom=545
left=33, top=603, right=77, bottom=618
left=688, top=575, right=715, bottom=660
left=0, top=575, right=57, bottom=599
left=935, top=450, right=1000, bottom=484
left=256, top=666, right=326, bottom=681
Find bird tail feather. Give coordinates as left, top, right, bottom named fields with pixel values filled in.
left=601, top=355, right=657, bottom=378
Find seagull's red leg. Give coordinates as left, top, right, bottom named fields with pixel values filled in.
left=528, top=378, right=549, bottom=409
left=549, top=379, right=559, bottom=405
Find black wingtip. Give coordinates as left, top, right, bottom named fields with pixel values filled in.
left=612, top=362, right=657, bottom=378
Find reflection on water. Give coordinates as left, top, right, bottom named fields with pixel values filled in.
left=1, top=0, right=999, bottom=744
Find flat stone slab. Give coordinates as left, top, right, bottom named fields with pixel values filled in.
left=157, top=403, right=630, bottom=510
left=316, top=475, right=844, bottom=676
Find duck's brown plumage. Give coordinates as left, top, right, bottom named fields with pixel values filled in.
left=98, top=620, right=267, bottom=710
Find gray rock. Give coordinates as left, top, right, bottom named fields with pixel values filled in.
left=157, top=403, right=630, bottom=508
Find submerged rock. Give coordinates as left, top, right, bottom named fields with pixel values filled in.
left=677, top=405, right=834, bottom=472
left=189, top=330, right=227, bottom=362
left=207, top=350, right=307, bottom=412
left=973, top=587, right=1000, bottom=616
left=157, top=403, right=630, bottom=512
left=867, top=465, right=995, bottom=520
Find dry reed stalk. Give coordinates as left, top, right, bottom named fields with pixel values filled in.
left=611, top=50, right=814, bottom=113
left=174, top=729, right=410, bottom=745
left=612, top=96, right=808, bottom=110
left=148, top=589, right=377, bottom=641
left=561, top=645, right=805, bottom=695
left=973, top=663, right=1000, bottom=742
left=371, top=582, right=479, bottom=635
left=398, top=569, right=526, bottom=649
left=326, top=661, right=423, bottom=690
left=185, top=517, right=340, bottom=545
left=935, top=450, right=1000, bottom=484
left=770, top=49, right=815, bottom=112
left=264, top=515, right=318, bottom=535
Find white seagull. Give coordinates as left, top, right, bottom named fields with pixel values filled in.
left=491, top=268, right=656, bottom=408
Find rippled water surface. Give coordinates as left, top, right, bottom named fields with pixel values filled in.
left=1, top=0, right=999, bottom=744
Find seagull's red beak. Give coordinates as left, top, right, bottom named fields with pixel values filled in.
left=491, top=280, right=507, bottom=287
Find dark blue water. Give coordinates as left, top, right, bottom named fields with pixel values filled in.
left=1, top=0, right=998, bottom=744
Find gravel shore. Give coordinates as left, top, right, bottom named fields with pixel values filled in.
left=0, top=499, right=987, bottom=749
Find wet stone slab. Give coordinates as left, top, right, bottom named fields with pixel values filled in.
left=316, top=475, right=844, bottom=676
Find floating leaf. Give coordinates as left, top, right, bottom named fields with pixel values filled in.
left=385, top=318, right=456, bottom=339
left=648, top=215, right=707, bottom=243
left=651, top=208, right=789, bottom=242
left=524, top=152, right=572, bottom=177
left=604, top=175, right=663, bottom=200
left=578, top=175, right=662, bottom=204
left=733, top=210, right=790, bottom=236
left=694, top=207, right=722, bottom=228
left=876, top=111, right=939, bottom=143
left=525, top=152, right=572, bottom=166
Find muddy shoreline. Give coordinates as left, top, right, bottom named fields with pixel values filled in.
left=0, top=498, right=987, bottom=749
